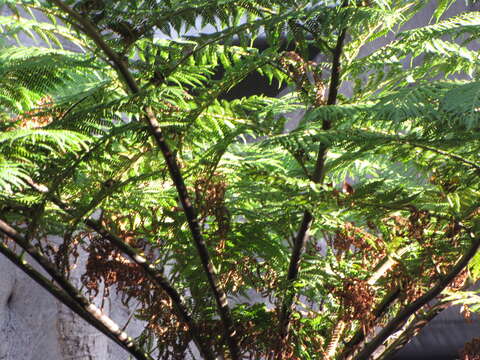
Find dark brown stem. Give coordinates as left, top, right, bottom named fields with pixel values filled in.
left=352, top=234, right=480, bottom=360
left=49, top=0, right=139, bottom=93
left=0, top=219, right=152, bottom=360
left=27, top=180, right=215, bottom=360
left=340, top=288, right=400, bottom=360
left=278, top=23, right=348, bottom=347
left=48, top=2, right=240, bottom=357
left=85, top=219, right=216, bottom=360
left=377, top=300, right=450, bottom=360
left=143, top=110, right=240, bottom=358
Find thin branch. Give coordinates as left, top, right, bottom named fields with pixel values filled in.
left=352, top=233, right=480, bottom=360
left=326, top=320, right=346, bottom=359
left=340, top=288, right=401, bottom=360
left=367, top=246, right=411, bottom=286
left=84, top=219, right=216, bottom=360
left=402, top=141, right=480, bottom=172
left=49, top=2, right=240, bottom=357
left=27, top=181, right=215, bottom=360
left=278, top=16, right=348, bottom=346
left=377, top=299, right=450, bottom=360
left=0, top=219, right=152, bottom=360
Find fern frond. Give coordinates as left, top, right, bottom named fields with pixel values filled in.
left=0, top=46, right=104, bottom=111
left=0, top=13, right=86, bottom=49
left=0, top=160, right=31, bottom=194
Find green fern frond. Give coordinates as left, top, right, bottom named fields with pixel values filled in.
left=0, top=128, right=90, bottom=160
left=0, top=160, right=31, bottom=194
left=0, top=46, right=104, bottom=111
left=0, top=13, right=86, bottom=49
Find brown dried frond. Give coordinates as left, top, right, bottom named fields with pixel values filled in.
left=449, top=268, right=469, bottom=292
left=81, top=235, right=149, bottom=299
left=13, top=96, right=58, bottom=128
left=279, top=51, right=325, bottom=106
left=460, top=304, right=473, bottom=323
left=54, top=230, right=81, bottom=275
left=333, top=222, right=386, bottom=264
left=334, top=278, right=376, bottom=331
left=388, top=264, right=424, bottom=303
left=194, top=174, right=231, bottom=250
left=81, top=233, right=191, bottom=358
left=460, top=337, right=480, bottom=360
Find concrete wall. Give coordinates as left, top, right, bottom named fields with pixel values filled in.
left=0, top=243, right=144, bottom=360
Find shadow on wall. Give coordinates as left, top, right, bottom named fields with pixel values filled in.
left=392, top=287, right=480, bottom=360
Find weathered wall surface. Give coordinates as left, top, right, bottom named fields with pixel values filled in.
left=0, top=247, right=144, bottom=360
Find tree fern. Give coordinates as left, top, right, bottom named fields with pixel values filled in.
left=0, top=1, right=480, bottom=360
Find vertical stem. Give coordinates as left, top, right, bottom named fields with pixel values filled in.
left=278, top=24, right=348, bottom=346
left=48, top=1, right=240, bottom=357
left=327, top=320, right=346, bottom=359
left=144, top=109, right=241, bottom=359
